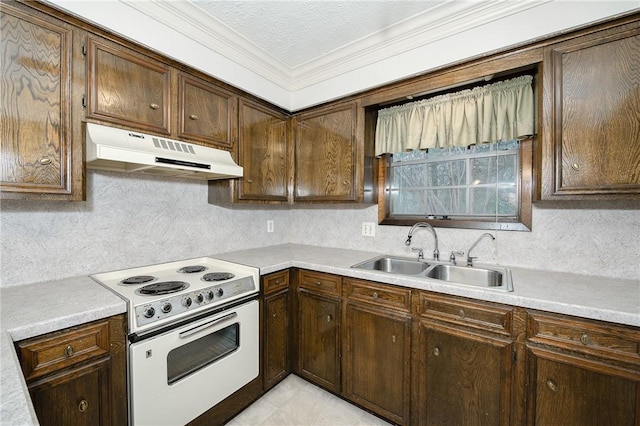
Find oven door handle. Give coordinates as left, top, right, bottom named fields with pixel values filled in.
left=179, top=312, right=238, bottom=339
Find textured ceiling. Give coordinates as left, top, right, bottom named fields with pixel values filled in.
left=192, top=1, right=445, bottom=68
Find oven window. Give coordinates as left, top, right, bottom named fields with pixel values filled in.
left=167, top=323, right=239, bottom=384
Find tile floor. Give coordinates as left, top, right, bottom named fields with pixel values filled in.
left=226, top=375, right=392, bottom=425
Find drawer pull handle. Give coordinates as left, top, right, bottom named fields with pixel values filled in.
left=316, top=281, right=321, bottom=286
left=326, top=315, right=332, bottom=322
left=189, top=114, right=199, bottom=120
left=580, top=333, right=590, bottom=345
left=78, top=399, right=88, bottom=412
left=372, top=292, right=379, bottom=300
left=459, top=309, right=466, bottom=318
left=38, top=157, right=52, bottom=165
left=65, top=345, right=74, bottom=357
left=149, top=103, right=160, bottom=110
left=571, top=163, right=580, bottom=171
left=546, top=380, right=558, bottom=392
left=246, top=179, right=253, bottom=183
left=342, top=181, right=347, bottom=185
left=433, top=347, right=440, bottom=356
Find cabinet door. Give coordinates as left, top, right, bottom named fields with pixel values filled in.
left=344, top=303, right=411, bottom=425
left=540, top=23, right=640, bottom=199
left=178, top=73, right=237, bottom=148
left=87, top=37, right=170, bottom=134
left=264, top=290, right=290, bottom=389
left=29, top=358, right=112, bottom=426
left=294, top=102, right=360, bottom=202
left=417, top=321, right=514, bottom=426
left=1, top=4, right=83, bottom=200
left=237, top=99, right=289, bottom=201
left=527, top=347, right=640, bottom=426
left=297, top=290, right=341, bottom=393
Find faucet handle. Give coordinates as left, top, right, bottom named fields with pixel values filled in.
left=467, top=256, right=478, bottom=267
left=411, top=247, right=424, bottom=260
left=450, top=251, right=464, bottom=264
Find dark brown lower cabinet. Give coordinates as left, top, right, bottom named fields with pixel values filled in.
left=344, top=302, right=412, bottom=425
left=527, top=347, right=640, bottom=425
left=416, top=322, right=515, bottom=426
left=28, top=358, right=112, bottom=425
left=296, top=289, right=341, bottom=393
left=16, top=314, right=127, bottom=426
left=263, top=270, right=291, bottom=390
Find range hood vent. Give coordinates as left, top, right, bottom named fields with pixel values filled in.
left=86, top=123, right=243, bottom=180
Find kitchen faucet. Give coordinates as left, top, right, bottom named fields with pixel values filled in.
left=467, top=233, right=495, bottom=266
left=405, top=222, right=439, bottom=261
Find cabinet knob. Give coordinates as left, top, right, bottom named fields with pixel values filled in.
left=316, top=281, right=321, bottom=286
left=326, top=315, right=332, bottom=322
left=149, top=103, right=160, bottom=110
left=272, top=312, right=277, bottom=318
left=189, top=114, right=199, bottom=120
left=546, top=379, right=558, bottom=392
left=433, top=347, right=440, bottom=356
left=65, top=345, right=74, bottom=357
left=391, top=335, right=396, bottom=343
left=38, top=157, right=52, bottom=165
left=78, top=399, right=88, bottom=412
left=458, top=309, right=466, bottom=319
left=372, top=292, right=378, bottom=300
left=580, top=333, right=590, bottom=345
left=342, top=181, right=347, bottom=185
left=246, top=179, right=253, bottom=183
left=571, top=163, right=580, bottom=171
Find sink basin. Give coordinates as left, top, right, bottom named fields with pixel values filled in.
left=423, top=264, right=513, bottom=292
left=351, top=255, right=429, bottom=275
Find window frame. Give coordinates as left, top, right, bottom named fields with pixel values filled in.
left=376, top=137, right=533, bottom=231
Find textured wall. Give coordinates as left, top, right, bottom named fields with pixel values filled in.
left=1, top=171, right=638, bottom=287
left=288, top=204, right=640, bottom=281
left=0, top=172, right=289, bottom=287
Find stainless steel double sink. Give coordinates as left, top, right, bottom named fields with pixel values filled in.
left=351, top=255, right=513, bottom=292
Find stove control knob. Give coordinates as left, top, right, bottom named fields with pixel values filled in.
left=216, top=288, right=224, bottom=297
left=161, top=303, right=172, bottom=314
left=182, top=297, right=192, bottom=307
left=205, top=291, right=214, bottom=301
left=196, top=294, right=204, bottom=304
left=143, top=307, right=156, bottom=318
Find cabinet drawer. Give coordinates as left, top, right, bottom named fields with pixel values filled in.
left=415, top=292, right=513, bottom=337
left=298, top=270, right=341, bottom=297
left=344, top=278, right=411, bottom=312
left=527, top=310, right=640, bottom=366
left=263, top=270, right=289, bottom=295
left=17, top=320, right=111, bottom=381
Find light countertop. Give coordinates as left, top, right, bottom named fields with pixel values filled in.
left=1, top=243, right=638, bottom=425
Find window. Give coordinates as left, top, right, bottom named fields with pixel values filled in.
left=391, top=140, right=519, bottom=218
left=378, top=138, right=533, bottom=231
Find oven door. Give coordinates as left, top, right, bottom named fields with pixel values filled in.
left=129, top=299, right=259, bottom=426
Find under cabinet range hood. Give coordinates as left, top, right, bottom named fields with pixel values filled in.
left=85, top=123, right=243, bottom=180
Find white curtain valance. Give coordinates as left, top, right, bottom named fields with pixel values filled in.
left=375, top=75, right=534, bottom=156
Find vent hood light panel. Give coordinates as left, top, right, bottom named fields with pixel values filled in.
left=85, top=123, right=243, bottom=180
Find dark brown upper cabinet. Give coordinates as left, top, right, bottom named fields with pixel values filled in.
left=539, top=19, right=640, bottom=200
left=1, top=1, right=85, bottom=200
left=293, top=101, right=363, bottom=202
left=236, top=99, right=289, bottom=201
left=86, top=36, right=171, bottom=135
left=178, top=73, right=237, bottom=149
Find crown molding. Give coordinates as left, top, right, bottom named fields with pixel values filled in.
left=121, top=0, right=551, bottom=93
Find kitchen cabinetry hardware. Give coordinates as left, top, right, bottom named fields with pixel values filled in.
left=458, top=309, right=466, bottom=318
left=149, top=103, right=160, bottom=110
left=78, top=399, right=88, bottom=412
left=546, top=379, right=558, bottom=392
left=65, top=345, right=74, bottom=357
left=433, top=347, right=440, bottom=356
left=580, top=333, right=590, bottom=345
left=38, top=157, right=52, bottom=165
left=189, top=114, right=198, bottom=120
left=571, top=163, right=580, bottom=171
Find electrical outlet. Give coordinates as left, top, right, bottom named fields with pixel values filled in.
left=267, top=220, right=274, bottom=233
left=362, top=222, right=375, bottom=237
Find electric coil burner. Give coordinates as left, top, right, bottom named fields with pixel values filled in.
left=90, top=257, right=259, bottom=334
